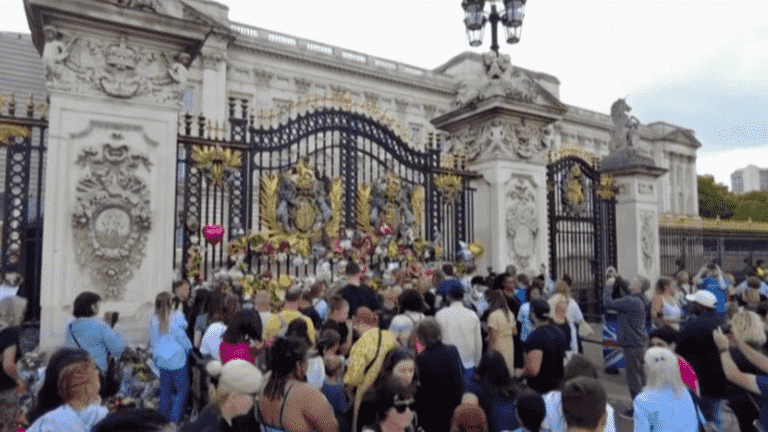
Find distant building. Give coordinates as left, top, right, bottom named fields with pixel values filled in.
left=731, top=165, right=768, bottom=194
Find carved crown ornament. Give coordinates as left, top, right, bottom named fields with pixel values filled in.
left=72, top=141, right=152, bottom=299
left=41, top=26, right=192, bottom=105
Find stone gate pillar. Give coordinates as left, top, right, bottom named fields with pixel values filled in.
left=432, top=52, right=566, bottom=276
left=26, top=0, right=209, bottom=350
left=601, top=148, right=667, bottom=282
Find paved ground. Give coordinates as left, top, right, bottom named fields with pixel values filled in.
left=581, top=335, right=634, bottom=432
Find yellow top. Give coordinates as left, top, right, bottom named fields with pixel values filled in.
left=262, top=309, right=316, bottom=344
left=344, top=327, right=398, bottom=432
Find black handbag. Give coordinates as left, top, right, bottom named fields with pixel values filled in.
left=69, top=323, right=123, bottom=397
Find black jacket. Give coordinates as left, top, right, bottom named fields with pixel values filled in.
left=415, top=342, right=465, bottom=432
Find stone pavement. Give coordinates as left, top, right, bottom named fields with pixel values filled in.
left=581, top=336, right=634, bottom=432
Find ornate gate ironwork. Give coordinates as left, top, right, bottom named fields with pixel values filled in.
left=547, top=155, right=616, bottom=316
left=0, top=96, right=47, bottom=320
left=175, top=97, right=476, bottom=279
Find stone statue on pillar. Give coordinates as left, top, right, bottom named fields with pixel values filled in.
left=609, top=98, right=640, bottom=152
left=602, top=99, right=667, bottom=282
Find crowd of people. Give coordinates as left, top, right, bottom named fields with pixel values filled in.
left=605, top=262, right=768, bottom=432
left=5, top=258, right=768, bottom=432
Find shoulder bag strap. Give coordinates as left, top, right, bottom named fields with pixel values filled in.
left=406, top=313, right=417, bottom=325
left=68, top=323, right=83, bottom=349
left=363, top=329, right=383, bottom=376
left=688, top=388, right=706, bottom=432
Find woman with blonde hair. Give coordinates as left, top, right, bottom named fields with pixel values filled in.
left=0, top=296, right=27, bottom=432
left=547, top=280, right=584, bottom=353
left=731, top=309, right=767, bottom=348
left=633, top=347, right=697, bottom=431
left=652, top=277, right=683, bottom=331
left=149, top=291, right=192, bottom=423
left=737, top=277, right=768, bottom=311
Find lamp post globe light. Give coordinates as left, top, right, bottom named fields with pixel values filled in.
left=462, top=0, right=527, bottom=53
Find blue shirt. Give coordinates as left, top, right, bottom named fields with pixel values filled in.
left=64, top=317, right=125, bottom=372
left=754, top=375, right=768, bottom=430
left=514, top=288, right=527, bottom=306
left=26, top=404, right=108, bottom=432
left=149, top=313, right=192, bottom=370
left=701, top=277, right=727, bottom=314
left=633, top=387, right=697, bottom=432
left=313, top=298, right=328, bottom=322
left=518, top=302, right=533, bottom=342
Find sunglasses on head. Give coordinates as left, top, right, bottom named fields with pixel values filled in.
left=393, top=400, right=416, bottom=413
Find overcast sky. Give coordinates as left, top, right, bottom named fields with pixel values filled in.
left=3, top=0, right=767, bottom=189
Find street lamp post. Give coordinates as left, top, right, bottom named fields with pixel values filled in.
left=462, top=0, right=527, bottom=53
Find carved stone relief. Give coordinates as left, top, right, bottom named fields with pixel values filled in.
left=455, top=51, right=562, bottom=109
left=617, top=183, right=630, bottom=195
left=364, top=92, right=380, bottom=106
left=638, top=183, right=654, bottom=195
left=514, top=120, right=552, bottom=159
left=294, top=77, right=312, bottom=93
left=448, top=118, right=551, bottom=163
left=423, top=104, right=436, bottom=117
left=640, top=210, right=655, bottom=273
left=41, top=27, right=191, bottom=105
left=395, top=99, right=409, bottom=113
left=72, top=128, right=153, bottom=299
left=254, top=69, right=274, bottom=86
left=200, top=49, right=226, bottom=71
left=506, top=176, right=538, bottom=270
left=330, top=85, right=349, bottom=97
left=96, top=0, right=165, bottom=14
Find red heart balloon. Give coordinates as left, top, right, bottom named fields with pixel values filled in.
left=203, top=225, right=225, bottom=246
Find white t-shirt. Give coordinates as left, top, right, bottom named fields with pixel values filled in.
left=199, top=322, right=227, bottom=360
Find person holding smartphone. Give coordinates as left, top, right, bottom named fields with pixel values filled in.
left=64, top=292, right=125, bottom=398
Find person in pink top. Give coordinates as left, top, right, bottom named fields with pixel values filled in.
left=648, top=327, right=698, bottom=394
left=219, top=309, right=263, bottom=364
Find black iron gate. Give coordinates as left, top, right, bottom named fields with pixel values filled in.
left=175, top=98, right=475, bottom=280
left=547, top=155, right=616, bottom=316
left=0, top=96, right=47, bottom=321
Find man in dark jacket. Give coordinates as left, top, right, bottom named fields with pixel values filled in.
left=602, top=275, right=648, bottom=419
left=413, top=317, right=464, bottom=432
left=677, top=290, right=728, bottom=426
left=338, top=261, right=380, bottom=318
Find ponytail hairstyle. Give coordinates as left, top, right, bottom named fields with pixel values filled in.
left=263, top=337, right=308, bottom=400
left=155, top=292, right=172, bottom=334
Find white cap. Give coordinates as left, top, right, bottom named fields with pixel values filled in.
left=206, top=359, right=263, bottom=394
left=686, top=290, right=717, bottom=309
